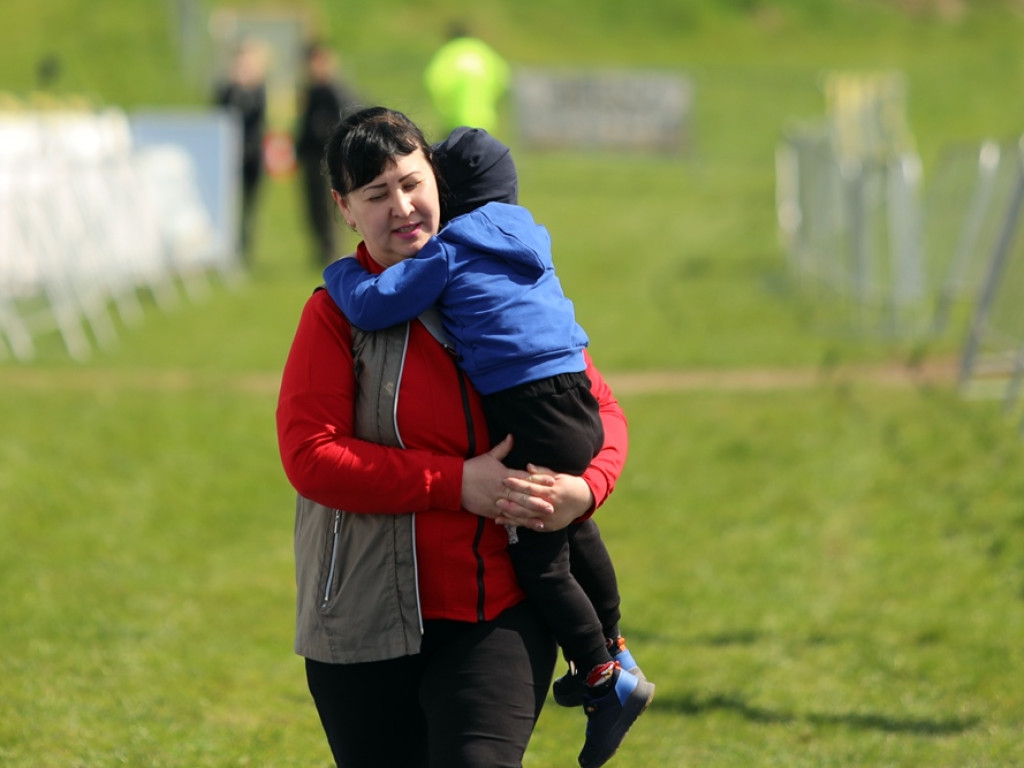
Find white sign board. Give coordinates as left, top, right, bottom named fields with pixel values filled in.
left=513, top=69, right=692, bottom=152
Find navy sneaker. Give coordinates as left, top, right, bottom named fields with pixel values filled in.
left=553, top=637, right=645, bottom=708
left=553, top=661, right=585, bottom=707
left=577, top=665, right=655, bottom=768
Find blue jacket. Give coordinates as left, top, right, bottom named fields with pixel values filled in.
left=323, top=202, right=589, bottom=396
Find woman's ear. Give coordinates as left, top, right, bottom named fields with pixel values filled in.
left=332, top=190, right=355, bottom=229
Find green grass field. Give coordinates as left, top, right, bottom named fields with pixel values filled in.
left=4, top=1, right=1024, bottom=765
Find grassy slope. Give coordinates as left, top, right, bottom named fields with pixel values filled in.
left=3, top=1, right=1024, bottom=766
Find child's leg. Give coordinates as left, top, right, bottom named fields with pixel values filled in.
left=508, top=527, right=612, bottom=676
left=567, top=519, right=622, bottom=640
left=509, top=527, right=655, bottom=768
left=553, top=523, right=645, bottom=709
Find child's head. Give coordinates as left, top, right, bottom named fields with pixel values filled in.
left=433, top=127, right=518, bottom=225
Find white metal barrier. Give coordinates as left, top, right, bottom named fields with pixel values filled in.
left=0, top=106, right=235, bottom=361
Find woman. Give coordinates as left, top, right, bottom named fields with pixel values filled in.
left=213, top=39, right=267, bottom=262
left=293, top=40, right=359, bottom=267
left=276, top=107, right=629, bottom=767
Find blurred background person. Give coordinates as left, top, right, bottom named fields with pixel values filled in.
left=294, top=40, right=361, bottom=268
left=214, top=38, right=267, bottom=264
left=36, top=53, right=61, bottom=90
left=424, top=22, right=509, bottom=136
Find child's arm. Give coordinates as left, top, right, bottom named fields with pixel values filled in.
left=322, top=243, right=449, bottom=330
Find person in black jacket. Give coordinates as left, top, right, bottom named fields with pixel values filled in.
left=214, top=40, right=267, bottom=264
left=294, top=41, right=360, bottom=267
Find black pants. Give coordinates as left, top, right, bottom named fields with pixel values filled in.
left=510, top=522, right=620, bottom=675
left=299, top=154, right=340, bottom=267
left=483, top=372, right=621, bottom=673
left=481, top=372, right=603, bottom=475
left=306, top=601, right=557, bottom=768
left=567, top=518, right=622, bottom=642
left=238, top=159, right=262, bottom=261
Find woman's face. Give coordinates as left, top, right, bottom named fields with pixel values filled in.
left=333, top=148, right=440, bottom=268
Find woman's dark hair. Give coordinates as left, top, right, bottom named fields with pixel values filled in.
left=323, top=106, right=435, bottom=195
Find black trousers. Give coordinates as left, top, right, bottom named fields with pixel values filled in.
left=510, top=522, right=620, bottom=675
left=306, top=601, right=557, bottom=768
left=481, top=372, right=603, bottom=475
left=567, top=518, right=622, bottom=642
left=299, top=154, right=340, bottom=267
left=238, top=159, right=262, bottom=261
left=483, top=372, right=622, bottom=673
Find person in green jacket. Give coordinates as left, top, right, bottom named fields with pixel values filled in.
left=424, top=23, right=510, bottom=135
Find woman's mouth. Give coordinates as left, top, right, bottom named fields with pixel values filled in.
left=393, top=222, right=422, bottom=239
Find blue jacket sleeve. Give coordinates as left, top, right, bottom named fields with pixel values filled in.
left=322, top=244, right=450, bottom=331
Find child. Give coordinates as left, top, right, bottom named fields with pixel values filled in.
left=323, top=126, right=654, bottom=768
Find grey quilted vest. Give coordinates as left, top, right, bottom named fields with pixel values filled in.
left=292, top=321, right=422, bottom=663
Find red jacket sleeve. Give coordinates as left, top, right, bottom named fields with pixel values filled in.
left=580, top=350, right=628, bottom=515
left=275, top=289, right=465, bottom=514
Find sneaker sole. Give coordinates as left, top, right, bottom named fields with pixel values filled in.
left=578, top=680, right=656, bottom=768
left=554, top=687, right=585, bottom=708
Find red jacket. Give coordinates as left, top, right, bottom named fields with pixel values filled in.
left=277, top=245, right=628, bottom=623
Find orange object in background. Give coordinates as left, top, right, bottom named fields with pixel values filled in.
left=263, top=130, right=296, bottom=177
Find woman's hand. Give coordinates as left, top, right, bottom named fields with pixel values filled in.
left=496, top=463, right=595, bottom=533
left=461, top=435, right=554, bottom=523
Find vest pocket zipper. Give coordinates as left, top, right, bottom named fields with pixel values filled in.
left=322, top=510, right=341, bottom=609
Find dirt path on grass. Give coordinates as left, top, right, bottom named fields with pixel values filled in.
left=606, top=358, right=959, bottom=394
left=0, top=358, right=960, bottom=395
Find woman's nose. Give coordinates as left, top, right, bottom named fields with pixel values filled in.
left=394, top=191, right=415, bottom=216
